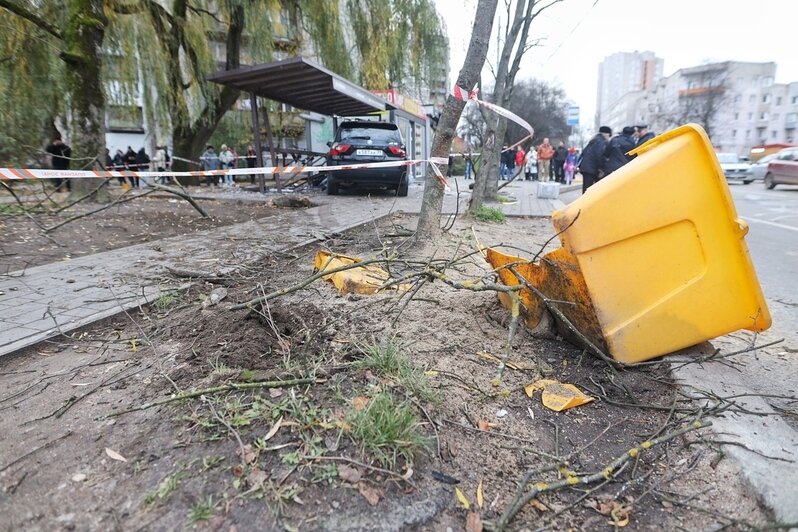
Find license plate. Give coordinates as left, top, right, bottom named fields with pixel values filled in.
left=357, top=149, right=382, bottom=156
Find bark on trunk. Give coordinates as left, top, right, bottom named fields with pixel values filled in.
left=414, top=0, right=498, bottom=242
left=64, top=0, right=109, bottom=203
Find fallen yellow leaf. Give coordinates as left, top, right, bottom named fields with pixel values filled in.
left=455, top=486, right=470, bottom=510
left=352, top=396, right=369, bottom=411
left=476, top=479, right=484, bottom=509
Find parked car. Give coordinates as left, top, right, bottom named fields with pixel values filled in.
left=745, top=153, right=777, bottom=182
left=716, top=152, right=753, bottom=184
left=325, top=120, right=408, bottom=196
left=764, top=147, right=798, bottom=189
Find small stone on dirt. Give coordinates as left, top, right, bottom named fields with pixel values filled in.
left=71, top=473, right=87, bottom=483
left=338, top=464, right=361, bottom=484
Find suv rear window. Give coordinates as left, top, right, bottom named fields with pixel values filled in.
left=338, top=124, right=402, bottom=144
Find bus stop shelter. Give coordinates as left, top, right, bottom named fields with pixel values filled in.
left=208, top=56, right=392, bottom=193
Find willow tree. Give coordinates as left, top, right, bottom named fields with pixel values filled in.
left=0, top=0, right=110, bottom=201
left=347, top=0, right=448, bottom=93
left=469, top=0, right=562, bottom=214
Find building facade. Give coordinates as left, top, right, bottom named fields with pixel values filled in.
left=596, top=51, right=664, bottom=128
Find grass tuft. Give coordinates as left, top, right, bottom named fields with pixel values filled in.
left=356, top=338, right=437, bottom=401
left=188, top=495, right=216, bottom=523
left=348, top=391, right=430, bottom=469
left=473, top=205, right=506, bottom=223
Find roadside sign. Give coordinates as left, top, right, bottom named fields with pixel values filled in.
left=566, top=106, right=580, bottom=126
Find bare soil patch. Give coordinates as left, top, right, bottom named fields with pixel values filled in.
left=0, top=193, right=278, bottom=273
left=0, top=213, right=772, bottom=531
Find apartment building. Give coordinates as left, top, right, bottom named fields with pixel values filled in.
left=596, top=51, right=664, bottom=128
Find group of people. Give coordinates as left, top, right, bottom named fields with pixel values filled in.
left=498, top=139, right=580, bottom=185
left=200, top=144, right=259, bottom=186
left=107, top=145, right=171, bottom=188
left=578, top=124, right=655, bottom=193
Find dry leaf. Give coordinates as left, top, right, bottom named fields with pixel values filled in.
left=263, top=417, right=282, bottom=442
left=338, top=464, right=361, bottom=484
left=246, top=467, right=267, bottom=487
left=476, top=479, right=484, bottom=509
left=237, top=444, right=257, bottom=464
left=352, top=396, right=369, bottom=411
left=465, top=512, right=483, bottom=532
left=105, top=448, right=127, bottom=463
left=529, top=499, right=548, bottom=512
left=476, top=419, right=490, bottom=431
left=269, top=388, right=283, bottom=399
left=357, top=481, right=381, bottom=506
left=424, top=370, right=439, bottom=377
left=231, top=464, right=244, bottom=477
left=455, top=486, right=470, bottom=510
left=335, top=419, right=353, bottom=431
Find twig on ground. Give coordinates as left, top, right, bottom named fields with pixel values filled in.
left=0, top=431, right=73, bottom=473
left=302, top=455, right=416, bottom=488
left=100, top=377, right=316, bottom=418
left=44, top=188, right=156, bottom=233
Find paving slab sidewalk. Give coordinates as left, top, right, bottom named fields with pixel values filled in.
left=0, top=180, right=570, bottom=358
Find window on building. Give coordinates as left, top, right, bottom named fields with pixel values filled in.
left=746, top=130, right=751, bottom=139
left=736, top=77, right=744, bottom=87
left=106, top=106, right=144, bottom=132
left=734, top=95, right=742, bottom=103
left=763, top=94, right=771, bottom=103
left=772, top=130, right=778, bottom=139
left=732, top=129, right=737, bottom=138
left=793, top=96, right=798, bottom=105
left=773, top=113, right=780, bottom=120
left=763, top=76, right=774, bottom=86
left=787, top=112, right=798, bottom=123
left=748, top=112, right=753, bottom=120
left=777, top=97, right=782, bottom=106
left=734, top=112, right=739, bottom=120
left=761, top=112, right=769, bottom=120
left=751, top=77, right=759, bottom=87
left=749, top=95, right=756, bottom=104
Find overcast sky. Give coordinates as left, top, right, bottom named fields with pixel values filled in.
left=434, top=0, right=798, bottom=130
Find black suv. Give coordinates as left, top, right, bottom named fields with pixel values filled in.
left=325, top=120, right=408, bottom=196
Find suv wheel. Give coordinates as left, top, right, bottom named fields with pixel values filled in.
left=397, top=173, right=408, bottom=197
left=327, top=174, right=339, bottom=195
left=764, top=173, right=776, bottom=190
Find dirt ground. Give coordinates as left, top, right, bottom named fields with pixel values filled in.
left=0, top=212, right=775, bottom=531
left=0, top=191, right=279, bottom=273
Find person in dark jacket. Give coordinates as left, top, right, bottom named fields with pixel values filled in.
left=134, top=148, right=150, bottom=188
left=578, top=126, right=611, bottom=193
left=500, top=146, right=514, bottom=180
left=603, top=126, right=637, bottom=176
left=123, top=147, right=138, bottom=188
left=636, top=124, right=655, bottom=145
left=45, top=136, right=71, bottom=192
left=553, top=141, right=567, bottom=182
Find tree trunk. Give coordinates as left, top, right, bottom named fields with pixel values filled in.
left=63, top=0, right=109, bottom=203
left=414, top=0, right=498, bottom=243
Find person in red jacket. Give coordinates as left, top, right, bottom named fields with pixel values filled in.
left=537, top=138, right=555, bottom=182
left=514, top=145, right=525, bottom=177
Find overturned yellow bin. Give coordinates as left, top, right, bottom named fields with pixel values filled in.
left=489, top=124, right=771, bottom=364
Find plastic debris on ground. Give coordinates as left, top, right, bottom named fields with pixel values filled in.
left=524, top=379, right=594, bottom=411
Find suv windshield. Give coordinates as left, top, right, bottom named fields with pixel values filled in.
left=717, top=153, right=740, bottom=164
left=338, top=125, right=402, bottom=145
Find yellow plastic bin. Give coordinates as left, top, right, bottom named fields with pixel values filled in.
left=550, top=123, right=770, bottom=363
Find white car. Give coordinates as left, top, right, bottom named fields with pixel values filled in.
left=716, top=152, right=753, bottom=184
left=745, top=153, right=777, bottom=182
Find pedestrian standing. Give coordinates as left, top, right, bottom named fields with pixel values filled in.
left=200, top=145, right=220, bottom=186
left=45, top=135, right=71, bottom=192
left=536, top=138, right=555, bottom=182
left=464, top=153, right=473, bottom=180
left=112, top=149, right=125, bottom=186
left=135, top=148, right=150, bottom=187
left=245, top=145, right=257, bottom=184
left=524, top=146, right=537, bottom=181
left=564, top=147, right=578, bottom=185
left=636, top=124, right=655, bottom=146
left=514, top=146, right=525, bottom=180
left=603, top=126, right=637, bottom=176
left=123, top=147, right=137, bottom=189
left=553, top=141, right=567, bottom=183
left=219, top=144, right=234, bottom=185
left=499, top=145, right=511, bottom=180
left=578, top=126, right=612, bottom=193
left=153, top=144, right=167, bottom=184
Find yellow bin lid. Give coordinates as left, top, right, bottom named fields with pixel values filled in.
left=552, top=124, right=771, bottom=363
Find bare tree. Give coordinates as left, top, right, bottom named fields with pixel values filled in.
left=415, top=0, right=498, bottom=243
left=653, top=63, right=730, bottom=141
left=468, top=0, right=561, bottom=214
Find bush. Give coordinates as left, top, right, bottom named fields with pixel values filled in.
left=473, top=205, right=506, bottom=223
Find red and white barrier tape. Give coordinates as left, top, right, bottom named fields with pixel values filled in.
left=452, top=84, right=535, bottom=139
left=0, top=159, right=451, bottom=188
